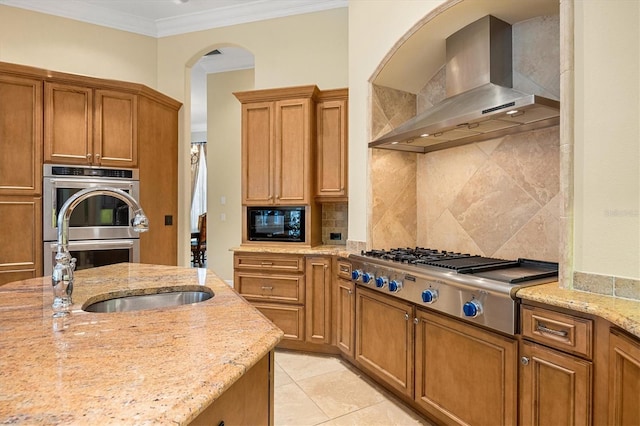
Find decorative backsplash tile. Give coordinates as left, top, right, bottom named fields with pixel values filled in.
left=321, top=203, right=348, bottom=245
left=369, top=15, right=562, bottom=263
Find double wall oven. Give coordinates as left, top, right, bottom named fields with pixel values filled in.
left=43, top=165, right=141, bottom=275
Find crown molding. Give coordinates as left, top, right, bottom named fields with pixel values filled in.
left=0, top=0, right=348, bottom=38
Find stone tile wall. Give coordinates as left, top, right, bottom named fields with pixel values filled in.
left=370, top=15, right=561, bottom=262
left=321, top=203, right=348, bottom=245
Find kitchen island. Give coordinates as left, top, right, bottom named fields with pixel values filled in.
left=0, top=263, right=283, bottom=425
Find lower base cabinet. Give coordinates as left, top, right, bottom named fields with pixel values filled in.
left=355, top=287, right=414, bottom=397
left=519, top=340, right=592, bottom=426
left=335, top=276, right=355, bottom=358
left=415, top=308, right=518, bottom=425
left=191, top=351, right=273, bottom=425
left=608, top=329, right=640, bottom=425
left=253, top=302, right=305, bottom=341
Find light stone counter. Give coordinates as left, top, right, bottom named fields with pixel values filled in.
left=0, top=263, right=283, bottom=425
left=517, top=283, right=640, bottom=338
left=232, top=244, right=353, bottom=258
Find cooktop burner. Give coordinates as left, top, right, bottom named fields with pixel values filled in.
left=350, top=247, right=559, bottom=335
left=359, top=247, right=558, bottom=284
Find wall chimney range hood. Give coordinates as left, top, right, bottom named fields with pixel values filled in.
left=370, top=15, right=560, bottom=153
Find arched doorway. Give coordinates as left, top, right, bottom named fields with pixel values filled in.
left=187, top=46, right=254, bottom=281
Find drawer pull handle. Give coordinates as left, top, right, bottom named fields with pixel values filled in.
left=261, top=262, right=273, bottom=266
left=261, top=286, right=273, bottom=291
left=521, top=356, right=530, bottom=366
left=340, top=266, right=350, bottom=272
left=536, top=323, right=568, bottom=338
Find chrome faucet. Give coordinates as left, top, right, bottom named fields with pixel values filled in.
left=52, top=187, right=149, bottom=317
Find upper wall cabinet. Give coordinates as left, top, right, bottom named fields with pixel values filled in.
left=316, top=89, right=348, bottom=201
left=0, top=74, right=42, bottom=196
left=235, top=85, right=349, bottom=206
left=44, top=82, right=138, bottom=167
left=236, top=86, right=317, bottom=206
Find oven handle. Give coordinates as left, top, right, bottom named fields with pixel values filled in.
left=48, top=239, right=136, bottom=251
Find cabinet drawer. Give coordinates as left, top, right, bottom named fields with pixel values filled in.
left=336, top=259, right=352, bottom=280
left=235, top=272, right=304, bottom=304
left=253, top=302, right=305, bottom=342
left=234, top=253, right=305, bottom=272
left=521, top=305, right=593, bottom=358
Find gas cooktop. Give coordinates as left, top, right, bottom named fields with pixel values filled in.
left=349, top=247, right=559, bottom=335
left=358, top=247, right=558, bottom=284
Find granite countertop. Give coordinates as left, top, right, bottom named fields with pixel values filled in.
left=517, top=283, right=640, bottom=339
left=232, top=244, right=353, bottom=258
left=0, top=263, right=283, bottom=425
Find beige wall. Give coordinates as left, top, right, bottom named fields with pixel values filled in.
left=348, top=0, right=446, bottom=249
left=207, top=69, right=254, bottom=281
left=573, top=0, right=640, bottom=280
left=0, top=5, right=157, bottom=86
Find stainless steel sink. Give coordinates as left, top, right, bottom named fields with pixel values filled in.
left=83, top=290, right=213, bottom=313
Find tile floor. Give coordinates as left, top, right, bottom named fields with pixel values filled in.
left=274, top=349, right=433, bottom=426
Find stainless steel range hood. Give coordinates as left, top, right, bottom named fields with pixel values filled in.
left=370, top=15, right=560, bottom=154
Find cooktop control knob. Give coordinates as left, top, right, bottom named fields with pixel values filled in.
left=463, top=299, right=483, bottom=318
left=352, top=269, right=362, bottom=281
left=389, top=279, right=403, bottom=292
left=362, top=272, right=374, bottom=284
left=375, top=276, right=388, bottom=289
left=421, top=288, right=438, bottom=304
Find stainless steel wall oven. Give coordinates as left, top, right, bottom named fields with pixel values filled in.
left=43, top=164, right=141, bottom=274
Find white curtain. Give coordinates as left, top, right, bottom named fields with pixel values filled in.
left=190, top=144, right=207, bottom=232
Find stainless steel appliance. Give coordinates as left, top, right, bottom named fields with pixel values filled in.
left=349, top=248, right=558, bottom=335
left=43, top=164, right=141, bottom=273
left=247, top=206, right=305, bottom=243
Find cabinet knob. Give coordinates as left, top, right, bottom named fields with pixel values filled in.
left=86, top=153, right=92, bottom=160
left=94, top=153, right=101, bottom=160
left=347, top=289, right=352, bottom=295
left=521, top=356, right=530, bottom=366
left=413, top=317, right=419, bottom=324
left=404, top=313, right=409, bottom=321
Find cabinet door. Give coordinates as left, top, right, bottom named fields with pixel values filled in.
left=0, top=75, right=42, bottom=196
left=520, top=340, right=592, bottom=426
left=274, top=98, right=312, bottom=204
left=355, top=286, right=414, bottom=397
left=191, top=352, right=272, bottom=426
left=335, top=277, right=355, bottom=358
left=305, top=257, right=331, bottom=344
left=94, top=89, right=137, bottom=167
left=253, top=302, right=305, bottom=342
left=415, top=308, right=518, bottom=425
left=608, top=329, right=640, bottom=426
left=242, top=102, right=274, bottom=205
left=44, top=82, right=93, bottom=165
left=0, top=196, right=42, bottom=285
left=316, top=98, right=347, bottom=200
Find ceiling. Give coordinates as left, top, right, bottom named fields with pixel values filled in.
left=0, top=0, right=347, bottom=134
left=0, top=0, right=347, bottom=37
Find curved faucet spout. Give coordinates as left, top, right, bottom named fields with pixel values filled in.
left=52, top=187, right=149, bottom=317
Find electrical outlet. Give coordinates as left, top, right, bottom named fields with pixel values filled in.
left=164, top=215, right=173, bottom=226
left=330, top=232, right=342, bottom=240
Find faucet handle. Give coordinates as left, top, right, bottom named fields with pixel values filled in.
left=70, top=257, right=77, bottom=272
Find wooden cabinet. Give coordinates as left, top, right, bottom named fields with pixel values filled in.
left=520, top=304, right=593, bottom=426
left=192, top=351, right=274, bottom=426
left=335, top=259, right=355, bottom=358
left=44, top=82, right=138, bottom=167
left=305, top=256, right=331, bottom=344
left=520, top=340, right=592, bottom=426
left=415, top=308, right=518, bottom=425
left=0, top=72, right=43, bottom=284
left=235, top=86, right=317, bottom=206
left=608, top=329, right=640, bottom=425
left=316, top=89, right=348, bottom=201
left=355, top=286, right=414, bottom=397
left=235, top=252, right=306, bottom=342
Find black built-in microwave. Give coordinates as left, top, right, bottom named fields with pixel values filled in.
left=247, top=206, right=305, bottom=242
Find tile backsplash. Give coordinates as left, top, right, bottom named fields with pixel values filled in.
left=321, top=203, right=348, bottom=245
left=370, top=15, right=561, bottom=262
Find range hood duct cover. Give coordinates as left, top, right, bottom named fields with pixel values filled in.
left=370, top=15, right=560, bottom=153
